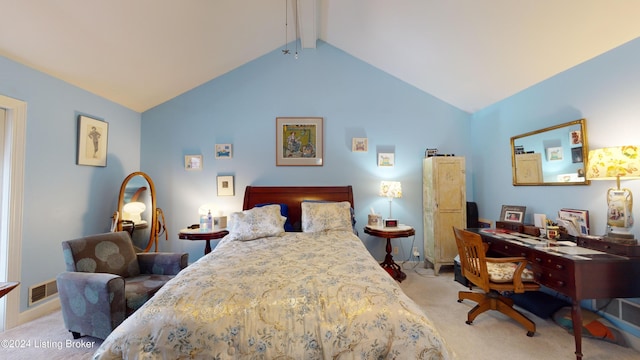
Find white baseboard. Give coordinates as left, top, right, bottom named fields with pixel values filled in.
left=15, top=297, right=60, bottom=327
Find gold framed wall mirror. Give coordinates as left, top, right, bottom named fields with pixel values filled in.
left=115, top=171, right=166, bottom=251
left=511, top=119, right=589, bottom=186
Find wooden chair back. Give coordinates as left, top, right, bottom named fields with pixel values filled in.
left=453, top=227, right=490, bottom=292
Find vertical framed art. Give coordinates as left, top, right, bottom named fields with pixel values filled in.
left=77, top=115, right=108, bottom=166
left=217, top=175, right=234, bottom=196
left=276, top=117, right=323, bottom=166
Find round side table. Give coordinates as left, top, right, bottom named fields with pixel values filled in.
left=364, top=225, right=415, bottom=282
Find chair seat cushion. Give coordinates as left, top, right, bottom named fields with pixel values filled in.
left=125, top=274, right=175, bottom=315
left=487, top=262, right=535, bottom=283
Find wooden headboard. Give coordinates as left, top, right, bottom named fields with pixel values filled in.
left=243, top=186, right=354, bottom=231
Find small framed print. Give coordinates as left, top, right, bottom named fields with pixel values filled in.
left=185, top=155, right=202, bottom=170
left=378, top=153, right=395, bottom=167
left=217, top=175, right=234, bottom=196
left=215, top=144, right=232, bottom=159
left=546, top=147, right=563, bottom=161
left=570, top=130, right=582, bottom=145
left=77, top=115, right=108, bottom=167
left=352, top=138, right=368, bottom=152
left=572, top=147, right=583, bottom=163
left=500, top=205, right=526, bottom=223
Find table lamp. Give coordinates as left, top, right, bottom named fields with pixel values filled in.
left=586, top=145, right=640, bottom=244
left=379, top=181, right=402, bottom=227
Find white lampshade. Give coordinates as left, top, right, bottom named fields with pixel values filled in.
left=379, top=181, right=402, bottom=199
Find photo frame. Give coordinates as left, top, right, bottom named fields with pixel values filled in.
left=215, top=144, right=232, bottom=159
left=77, top=115, right=108, bottom=167
left=378, top=153, right=395, bottom=167
left=185, top=155, right=202, bottom=170
left=352, top=138, right=368, bottom=152
left=546, top=147, right=563, bottom=161
left=276, top=117, right=323, bottom=166
left=570, top=130, right=582, bottom=145
left=500, top=205, right=526, bottom=223
left=217, top=175, right=234, bottom=196
left=572, top=147, right=583, bottom=163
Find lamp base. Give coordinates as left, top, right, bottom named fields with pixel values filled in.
left=604, top=232, right=637, bottom=245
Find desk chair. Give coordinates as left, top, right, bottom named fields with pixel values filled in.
left=453, top=227, right=540, bottom=336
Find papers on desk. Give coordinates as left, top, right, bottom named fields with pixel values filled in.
left=553, top=246, right=606, bottom=256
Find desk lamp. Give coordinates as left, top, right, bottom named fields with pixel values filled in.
left=379, top=181, right=402, bottom=227
left=586, top=145, right=640, bottom=244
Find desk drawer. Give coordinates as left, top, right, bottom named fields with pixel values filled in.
left=488, top=242, right=528, bottom=257
left=530, top=253, right=573, bottom=293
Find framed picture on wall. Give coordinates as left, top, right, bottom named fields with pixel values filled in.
left=352, top=138, right=368, bottom=152
left=572, top=147, right=583, bottom=163
left=217, top=175, right=234, bottom=196
left=378, top=153, right=395, bottom=167
left=215, top=144, right=232, bottom=159
left=570, top=130, right=582, bottom=145
left=185, top=155, right=202, bottom=170
left=77, top=115, right=108, bottom=167
left=276, top=117, right=323, bottom=166
left=546, top=147, right=563, bottom=161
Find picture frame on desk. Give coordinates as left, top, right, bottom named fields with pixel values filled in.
left=500, top=205, right=526, bottom=223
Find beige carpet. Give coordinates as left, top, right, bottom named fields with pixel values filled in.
left=399, top=264, right=639, bottom=360
left=1, top=266, right=638, bottom=359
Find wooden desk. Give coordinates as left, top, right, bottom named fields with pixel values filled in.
left=364, top=225, right=415, bottom=282
left=0, top=281, right=19, bottom=299
left=471, top=228, right=640, bottom=360
left=179, top=228, right=228, bottom=255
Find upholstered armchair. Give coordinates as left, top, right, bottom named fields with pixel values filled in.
left=56, top=231, right=188, bottom=340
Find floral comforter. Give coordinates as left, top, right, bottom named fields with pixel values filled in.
left=93, top=230, right=452, bottom=359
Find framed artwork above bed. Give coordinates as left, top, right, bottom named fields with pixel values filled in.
left=276, top=117, right=323, bottom=166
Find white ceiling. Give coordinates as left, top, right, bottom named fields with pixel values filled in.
left=1, top=0, right=639, bottom=113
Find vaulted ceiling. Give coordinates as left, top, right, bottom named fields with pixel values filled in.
left=1, top=0, right=639, bottom=113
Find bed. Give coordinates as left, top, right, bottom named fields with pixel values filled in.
left=93, top=186, right=452, bottom=359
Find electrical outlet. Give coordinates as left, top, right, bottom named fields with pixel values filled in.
left=412, top=247, right=419, bottom=257
left=394, top=246, right=399, bottom=255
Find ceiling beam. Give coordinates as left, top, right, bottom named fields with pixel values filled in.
left=297, top=0, right=317, bottom=49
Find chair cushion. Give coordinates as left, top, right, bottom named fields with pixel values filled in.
left=487, top=262, right=535, bottom=283
left=124, top=274, right=175, bottom=315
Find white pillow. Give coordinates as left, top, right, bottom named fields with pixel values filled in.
left=301, top=201, right=352, bottom=233
left=228, top=204, right=286, bottom=241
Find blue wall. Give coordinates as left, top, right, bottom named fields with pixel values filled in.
left=0, top=56, right=141, bottom=312
left=3, top=33, right=640, bottom=334
left=470, top=38, right=640, bottom=337
left=470, top=37, right=640, bottom=239
left=141, top=41, right=472, bottom=262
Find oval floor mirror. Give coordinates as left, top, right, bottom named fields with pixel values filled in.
left=115, top=171, right=166, bottom=252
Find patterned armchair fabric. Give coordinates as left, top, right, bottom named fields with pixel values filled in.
left=57, top=231, right=188, bottom=340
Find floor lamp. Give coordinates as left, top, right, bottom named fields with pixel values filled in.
left=586, top=145, right=640, bottom=244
